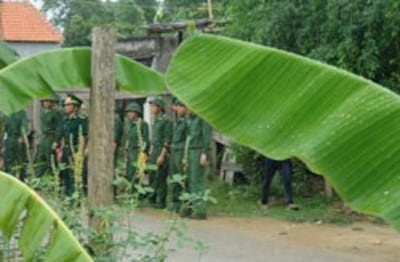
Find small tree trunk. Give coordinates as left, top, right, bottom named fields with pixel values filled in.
left=325, top=179, right=333, bottom=198
left=88, top=27, right=116, bottom=255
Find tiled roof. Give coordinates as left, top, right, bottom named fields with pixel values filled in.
left=0, top=0, right=63, bottom=43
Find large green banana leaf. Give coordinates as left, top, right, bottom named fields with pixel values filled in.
left=0, top=172, right=92, bottom=261
left=0, top=48, right=165, bottom=114
left=166, top=34, right=400, bottom=229
left=0, top=41, right=19, bottom=69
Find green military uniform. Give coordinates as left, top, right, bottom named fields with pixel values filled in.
left=125, top=102, right=150, bottom=182
left=186, top=113, right=212, bottom=219
left=170, top=102, right=188, bottom=212
left=114, top=113, right=123, bottom=163
left=149, top=98, right=172, bottom=208
left=4, top=110, right=28, bottom=180
left=60, top=95, right=88, bottom=196
left=35, top=97, right=63, bottom=177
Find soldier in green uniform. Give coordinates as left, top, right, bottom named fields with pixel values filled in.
left=169, top=99, right=188, bottom=212
left=35, top=94, right=63, bottom=177
left=60, top=94, right=88, bottom=197
left=125, top=102, right=150, bottom=186
left=149, top=98, right=172, bottom=209
left=112, top=108, right=123, bottom=198
left=114, top=110, right=123, bottom=163
left=186, top=110, right=212, bottom=219
left=4, top=110, right=28, bottom=180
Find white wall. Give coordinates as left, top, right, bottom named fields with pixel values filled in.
left=7, top=41, right=60, bottom=58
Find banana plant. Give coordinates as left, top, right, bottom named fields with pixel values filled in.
left=1, top=33, right=400, bottom=246
left=0, top=41, right=19, bottom=69
left=0, top=172, right=92, bottom=261
left=166, top=34, right=400, bottom=229
left=0, top=48, right=165, bottom=260
left=0, top=48, right=165, bottom=115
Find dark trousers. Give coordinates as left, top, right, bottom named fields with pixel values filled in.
left=261, top=157, right=293, bottom=205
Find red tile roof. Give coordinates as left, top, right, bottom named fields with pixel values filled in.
left=0, top=0, right=63, bottom=43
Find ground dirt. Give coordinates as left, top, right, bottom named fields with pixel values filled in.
left=133, top=210, right=400, bottom=262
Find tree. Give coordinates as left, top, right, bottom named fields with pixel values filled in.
left=159, top=0, right=228, bottom=22
left=136, top=0, right=158, bottom=23
left=42, top=0, right=146, bottom=46
left=227, top=0, right=400, bottom=93
left=109, top=0, right=146, bottom=39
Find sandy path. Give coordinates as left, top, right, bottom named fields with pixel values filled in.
left=130, top=210, right=399, bottom=261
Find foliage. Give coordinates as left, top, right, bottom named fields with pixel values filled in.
left=0, top=41, right=19, bottom=69
left=0, top=172, right=92, bottom=261
left=136, top=0, right=158, bottom=23
left=208, top=182, right=360, bottom=225
left=231, top=144, right=324, bottom=198
left=0, top=48, right=165, bottom=115
left=41, top=0, right=146, bottom=46
left=227, top=0, right=400, bottom=93
left=158, top=0, right=228, bottom=22
left=230, top=143, right=262, bottom=184
left=166, top=34, right=400, bottom=229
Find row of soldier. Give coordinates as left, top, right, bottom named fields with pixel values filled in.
left=0, top=94, right=211, bottom=219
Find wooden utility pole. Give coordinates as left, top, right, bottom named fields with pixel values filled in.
left=88, top=27, right=116, bottom=254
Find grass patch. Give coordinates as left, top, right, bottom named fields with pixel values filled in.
left=208, top=181, right=356, bottom=225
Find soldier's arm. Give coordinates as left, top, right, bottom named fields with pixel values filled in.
left=54, top=111, right=64, bottom=146
left=201, top=120, right=212, bottom=155
left=80, top=117, right=89, bottom=153
left=157, top=119, right=172, bottom=160
left=163, top=118, right=172, bottom=148
left=114, top=116, right=122, bottom=148
left=143, top=122, right=150, bottom=155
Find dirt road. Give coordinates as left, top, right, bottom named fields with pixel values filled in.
left=132, top=210, right=399, bottom=262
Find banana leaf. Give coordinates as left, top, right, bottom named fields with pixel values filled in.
left=166, top=34, right=400, bottom=229
left=0, top=41, right=19, bottom=69
left=0, top=172, right=92, bottom=261
left=0, top=48, right=165, bottom=114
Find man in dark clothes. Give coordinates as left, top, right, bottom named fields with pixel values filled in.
left=259, top=157, right=299, bottom=210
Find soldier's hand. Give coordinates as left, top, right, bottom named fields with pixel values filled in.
left=200, top=153, right=208, bottom=167
left=18, top=137, right=24, bottom=145
left=156, top=155, right=165, bottom=166
left=51, top=142, right=58, bottom=151
left=56, top=149, right=63, bottom=163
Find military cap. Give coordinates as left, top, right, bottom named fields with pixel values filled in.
left=125, top=102, right=142, bottom=114
left=171, top=97, right=179, bottom=105
left=174, top=99, right=186, bottom=106
left=41, top=93, right=60, bottom=102
left=64, top=93, right=83, bottom=107
left=149, top=98, right=166, bottom=109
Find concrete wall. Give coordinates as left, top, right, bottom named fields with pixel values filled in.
left=116, top=36, right=179, bottom=125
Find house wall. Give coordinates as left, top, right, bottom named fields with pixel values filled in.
left=7, top=41, right=60, bottom=58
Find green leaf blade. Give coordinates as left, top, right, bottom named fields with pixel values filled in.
left=166, top=34, right=400, bottom=229
left=0, top=172, right=92, bottom=261
left=0, top=48, right=165, bottom=115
